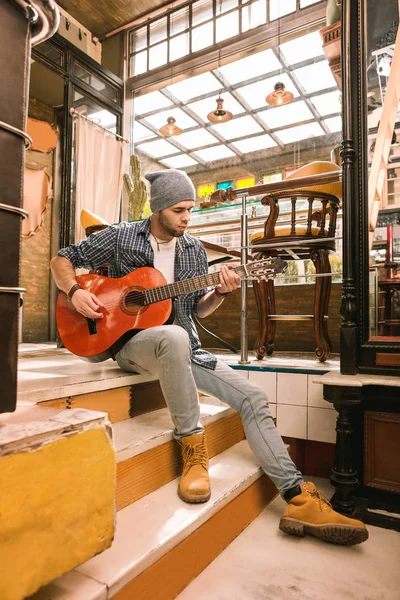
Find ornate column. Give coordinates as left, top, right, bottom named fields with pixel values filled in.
left=339, top=0, right=359, bottom=374
left=324, top=384, right=363, bottom=514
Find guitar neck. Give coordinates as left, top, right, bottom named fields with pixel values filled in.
left=144, top=265, right=247, bottom=304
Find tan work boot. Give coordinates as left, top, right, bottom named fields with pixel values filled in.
left=279, top=482, right=368, bottom=546
left=178, top=433, right=211, bottom=504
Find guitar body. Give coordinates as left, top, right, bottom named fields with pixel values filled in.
left=56, top=267, right=172, bottom=359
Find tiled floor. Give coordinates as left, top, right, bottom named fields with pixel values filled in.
left=176, top=478, right=400, bottom=600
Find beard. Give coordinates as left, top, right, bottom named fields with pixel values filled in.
left=158, top=211, right=186, bottom=238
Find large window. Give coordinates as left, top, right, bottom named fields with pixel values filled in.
left=128, top=0, right=323, bottom=77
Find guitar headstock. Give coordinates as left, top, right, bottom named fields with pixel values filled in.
left=247, top=257, right=288, bottom=280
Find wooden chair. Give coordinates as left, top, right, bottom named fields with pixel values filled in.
left=250, top=163, right=341, bottom=362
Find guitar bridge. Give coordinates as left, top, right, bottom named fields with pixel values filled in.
left=86, top=318, right=98, bottom=335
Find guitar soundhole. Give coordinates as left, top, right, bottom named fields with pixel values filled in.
left=120, top=286, right=147, bottom=316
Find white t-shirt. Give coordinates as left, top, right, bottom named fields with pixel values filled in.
left=149, top=234, right=176, bottom=284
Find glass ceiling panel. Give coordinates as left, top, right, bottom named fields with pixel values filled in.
left=218, top=48, right=281, bottom=85
left=149, top=41, right=167, bottom=70
left=219, top=0, right=238, bottom=14
left=259, top=101, right=314, bottom=129
left=133, top=91, right=173, bottom=115
left=300, top=0, right=320, bottom=6
left=323, top=116, right=342, bottom=133
left=187, top=92, right=244, bottom=122
left=161, top=155, right=199, bottom=168
left=242, top=0, right=267, bottom=33
left=170, top=6, right=189, bottom=35
left=133, top=121, right=156, bottom=142
left=138, top=138, right=179, bottom=158
left=192, top=20, right=214, bottom=52
left=210, top=115, right=263, bottom=139
left=169, top=32, right=189, bottom=62
left=310, top=90, right=341, bottom=116
left=292, top=61, right=337, bottom=94
left=166, top=72, right=220, bottom=102
left=231, top=133, right=277, bottom=153
left=216, top=10, right=239, bottom=43
left=269, top=0, right=296, bottom=20
left=143, top=107, right=198, bottom=130
left=194, top=145, right=236, bottom=161
left=279, top=31, right=324, bottom=65
left=192, top=0, right=213, bottom=26
left=172, top=128, right=219, bottom=149
left=149, top=17, right=167, bottom=45
left=238, top=73, right=299, bottom=109
left=275, top=122, right=325, bottom=144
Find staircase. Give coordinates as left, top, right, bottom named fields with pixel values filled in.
left=11, top=347, right=279, bottom=600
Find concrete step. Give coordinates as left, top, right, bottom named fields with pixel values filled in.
left=3, top=402, right=245, bottom=513
left=113, top=403, right=245, bottom=509
left=30, top=441, right=277, bottom=600
left=17, top=347, right=166, bottom=423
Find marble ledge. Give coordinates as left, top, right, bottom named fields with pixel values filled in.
left=312, top=371, right=400, bottom=388
left=0, top=408, right=111, bottom=455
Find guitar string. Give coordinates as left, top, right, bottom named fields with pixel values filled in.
left=86, top=272, right=225, bottom=309
left=79, top=275, right=279, bottom=310
left=75, top=263, right=279, bottom=311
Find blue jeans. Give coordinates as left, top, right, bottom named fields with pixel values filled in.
left=116, top=325, right=304, bottom=496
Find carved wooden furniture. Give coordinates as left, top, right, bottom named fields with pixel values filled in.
left=317, top=373, right=400, bottom=531
left=250, top=189, right=340, bottom=362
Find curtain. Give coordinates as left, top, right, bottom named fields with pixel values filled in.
left=74, top=117, right=124, bottom=242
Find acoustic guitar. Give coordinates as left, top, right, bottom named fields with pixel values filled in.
left=56, top=257, right=287, bottom=361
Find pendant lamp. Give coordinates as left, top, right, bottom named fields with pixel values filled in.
left=207, top=97, right=233, bottom=124
left=265, top=82, right=294, bottom=107
left=159, top=116, right=183, bottom=136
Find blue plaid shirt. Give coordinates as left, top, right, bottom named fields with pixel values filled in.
left=58, top=217, right=217, bottom=369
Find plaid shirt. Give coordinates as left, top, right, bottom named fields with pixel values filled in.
left=58, top=217, right=217, bottom=369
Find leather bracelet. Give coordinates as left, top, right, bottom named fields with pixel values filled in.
left=214, top=286, right=232, bottom=298
left=67, top=283, right=82, bottom=299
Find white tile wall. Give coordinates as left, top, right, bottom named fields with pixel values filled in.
left=276, top=405, right=307, bottom=439
left=236, top=369, right=249, bottom=379
left=203, top=370, right=337, bottom=443
left=269, top=403, right=277, bottom=420
left=248, top=371, right=277, bottom=403
left=307, top=376, right=334, bottom=409
left=277, top=373, right=307, bottom=406
left=308, top=407, right=337, bottom=443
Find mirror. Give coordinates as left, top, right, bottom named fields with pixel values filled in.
left=366, top=1, right=400, bottom=341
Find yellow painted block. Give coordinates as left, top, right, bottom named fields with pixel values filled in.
left=0, top=426, right=116, bottom=600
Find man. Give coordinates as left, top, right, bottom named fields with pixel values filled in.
left=51, top=169, right=368, bottom=546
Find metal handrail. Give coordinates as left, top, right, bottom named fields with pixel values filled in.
left=13, top=0, right=59, bottom=46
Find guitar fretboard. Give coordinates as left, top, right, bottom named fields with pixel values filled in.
left=144, top=265, right=248, bottom=305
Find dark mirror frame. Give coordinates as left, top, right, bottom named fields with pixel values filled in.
left=340, top=0, right=400, bottom=376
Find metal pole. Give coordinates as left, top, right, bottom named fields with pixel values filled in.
left=239, top=193, right=250, bottom=364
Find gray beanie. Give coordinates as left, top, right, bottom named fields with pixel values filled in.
left=145, top=169, right=195, bottom=212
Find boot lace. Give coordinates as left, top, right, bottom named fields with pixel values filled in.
left=182, top=443, right=208, bottom=470
left=305, top=485, right=332, bottom=512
